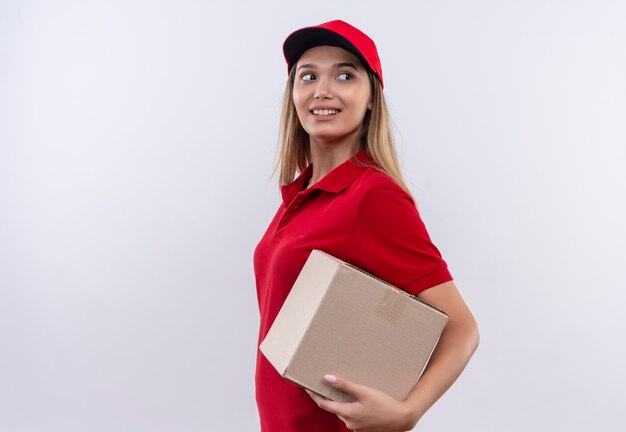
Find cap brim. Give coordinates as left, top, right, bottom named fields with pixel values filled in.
left=283, top=27, right=370, bottom=73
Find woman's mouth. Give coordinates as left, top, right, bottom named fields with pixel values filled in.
left=311, top=109, right=340, bottom=115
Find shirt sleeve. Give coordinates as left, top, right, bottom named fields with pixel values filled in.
left=345, top=183, right=453, bottom=295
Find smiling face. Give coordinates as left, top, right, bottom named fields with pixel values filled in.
left=292, top=45, right=372, bottom=151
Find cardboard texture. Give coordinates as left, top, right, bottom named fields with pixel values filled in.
left=260, top=250, right=448, bottom=402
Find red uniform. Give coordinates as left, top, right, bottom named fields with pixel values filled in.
left=253, top=150, right=452, bottom=432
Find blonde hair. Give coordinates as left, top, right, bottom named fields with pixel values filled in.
left=276, top=68, right=411, bottom=196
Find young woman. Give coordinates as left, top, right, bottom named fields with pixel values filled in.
left=254, top=20, right=479, bottom=432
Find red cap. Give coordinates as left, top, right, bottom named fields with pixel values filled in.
left=283, top=20, right=384, bottom=88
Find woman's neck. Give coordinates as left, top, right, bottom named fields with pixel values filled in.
left=307, top=140, right=355, bottom=189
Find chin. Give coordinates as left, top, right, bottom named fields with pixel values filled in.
left=306, top=129, right=361, bottom=146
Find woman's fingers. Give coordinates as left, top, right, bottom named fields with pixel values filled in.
left=324, top=374, right=368, bottom=399
left=306, top=375, right=413, bottom=431
left=306, top=389, right=351, bottom=417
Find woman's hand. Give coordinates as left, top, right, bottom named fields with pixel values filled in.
left=306, top=374, right=418, bottom=432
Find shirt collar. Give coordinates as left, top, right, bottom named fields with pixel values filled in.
left=281, top=149, right=376, bottom=206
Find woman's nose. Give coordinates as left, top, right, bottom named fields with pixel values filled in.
left=314, top=77, right=333, bottom=99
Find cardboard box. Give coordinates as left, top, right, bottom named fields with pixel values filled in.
left=260, top=249, right=448, bottom=402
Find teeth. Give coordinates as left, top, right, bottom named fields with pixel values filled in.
left=313, top=109, right=339, bottom=115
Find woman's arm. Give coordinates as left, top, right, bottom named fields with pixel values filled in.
left=403, top=280, right=480, bottom=426
left=307, top=280, right=479, bottom=431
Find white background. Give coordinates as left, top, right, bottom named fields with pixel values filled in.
left=1, top=1, right=625, bottom=431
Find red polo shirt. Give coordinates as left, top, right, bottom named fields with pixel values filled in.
left=253, top=150, right=452, bottom=432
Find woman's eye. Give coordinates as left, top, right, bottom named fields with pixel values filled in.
left=301, top=73, right=315, bottom=81
left=337, top=72, right=353, bottom=81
